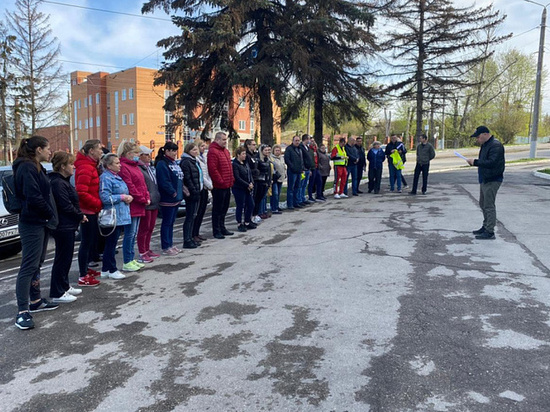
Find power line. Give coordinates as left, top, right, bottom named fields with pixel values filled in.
left=41, top=0, right=172, bottom=22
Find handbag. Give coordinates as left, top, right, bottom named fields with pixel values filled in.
left=98, top=196, right=117, bottom=236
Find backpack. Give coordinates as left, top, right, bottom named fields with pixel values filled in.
left=2, top=172, right=22, bottom=214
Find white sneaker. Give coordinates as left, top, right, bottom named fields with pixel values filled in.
left=340, top=194, right=349, bottom=198
left=51, top=292, right=77, bottom=303
left=67, top=286, right=82, bottom=296
left=253, top=215, right=262, bottom=223
left=101, top=271, right=110, bottom=278
left=334, top=194, right=341, bottom=199
left=108, top=271, right=126, bottom=280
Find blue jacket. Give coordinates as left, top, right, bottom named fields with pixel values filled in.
left=367, top=148, right=386, bottom=170
left=155, top=157, right=184, bottom=205
left=99, top=170, right=131, bottom=226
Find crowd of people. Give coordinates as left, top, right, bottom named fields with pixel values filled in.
left=12, top=131, right=439, bottom=330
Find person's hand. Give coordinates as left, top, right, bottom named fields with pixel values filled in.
left=123, top=194, right=133, bottom=203
left=391, top=149, right=396, bottom=153
left=82, top=215, right=88, bottom=223
left=467, top=158, right=474, bottom=166
left=146, top=199, right=151, bottom=206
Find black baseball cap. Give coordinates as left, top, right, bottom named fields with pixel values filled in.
left=471, top=126, right=490, bottom=137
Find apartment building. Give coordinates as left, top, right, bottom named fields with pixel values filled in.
left=70, top=67, right=280, bottom=156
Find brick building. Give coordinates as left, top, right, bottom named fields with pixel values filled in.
left=35, top=125, right=71, bottom=153
left=70, top=67, right=280, bottom=157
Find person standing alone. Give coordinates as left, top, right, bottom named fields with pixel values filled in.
left=467, top=126, right=505, bottom=240
left=409, top=134, right=435, bottom=195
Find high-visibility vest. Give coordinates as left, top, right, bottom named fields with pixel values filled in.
left=333, top=145, right=348, bottom=166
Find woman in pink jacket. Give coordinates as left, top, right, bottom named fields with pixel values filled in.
left=118, top=142, right=150, bottom=272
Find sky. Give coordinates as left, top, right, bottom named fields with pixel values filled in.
left=3, top=0, right=550, bottom=112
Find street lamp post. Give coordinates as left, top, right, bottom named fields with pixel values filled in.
left=526, top=0, right=550, bottom=158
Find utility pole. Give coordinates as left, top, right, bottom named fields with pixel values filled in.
left=525, top=0, right=550, bottom=158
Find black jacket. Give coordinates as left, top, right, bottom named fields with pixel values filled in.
left=13, top=158, right=55, bottom=225
left=256, top=154, right=272, bottom=185
left=245, top=150, right=260, bottom=180
left=49, top=172, right=83, bottom=231
left=232, top=158, right=253, bottom=190
left=284, top=145, right=304, bottom=174
left=345, top=144, right=359, bottom=165
left=474, top=136, right=505, bottom=183
left=180, top=154, right=202, bottom=200
left=356, top=144, right=366, bottom=168
left=385, top=140, right=407, bottom=161
left=300, top=143, right=315, bottom=170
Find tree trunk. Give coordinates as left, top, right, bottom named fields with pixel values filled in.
left=313, top=80, right=324, bottom=146
left=258, top=83, right=274, bottom=146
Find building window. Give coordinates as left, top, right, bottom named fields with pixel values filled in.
left=129, top=113, right=134, bottom=125
left=84, top=98, right=87, bottom=108
left=78, top=99, right=81, bottom=109
left=239, top=120, right=246, bottom=131
left=96, top=93, right=100, bottom=104
left=89, top=117, right=93, bottom=128
left=122, top=114, right=127, bottom=126
left=88, top=95, right=92, bottom=106
left=122, top=89, right=127, bottom=101
left=85, top=119, right=88, bottom=129
left=250, top=119, right=254, bottom=131
left=96, top=116, right=100, bottom=127
left=129, top=88, right=134, bottom=100
left=74, top=101, right=77, bottom=111
left=78, top=120, right=82, bottom=130
left=239, top=98, right=246, bottom=108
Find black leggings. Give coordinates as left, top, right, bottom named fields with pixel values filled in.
left=78, top=213, right=98, bottom=277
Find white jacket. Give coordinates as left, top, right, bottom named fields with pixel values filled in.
left=197, top=151, right=213, bottom=190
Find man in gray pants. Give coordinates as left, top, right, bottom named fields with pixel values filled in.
left=467, top=126, right=505, bottom=240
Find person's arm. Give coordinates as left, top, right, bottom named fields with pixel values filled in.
left=207, top=153, right=223, bottom=187
left=19, top=163, right=53, bottom=219
left=53, top=181, right=83, bottom=221
left=119, top=165, right=147, bottom=205
left=75, top=167, right=102, bottom=211
left=429, top=144, right=436, bottom=160
left=474, top=144, right=504, bottom=169
left=156, top=161, right=177, bottom=197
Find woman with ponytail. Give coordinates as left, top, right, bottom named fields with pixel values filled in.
left=13, top=136, right=58, bottom=330
left=154, top=141, right=183, bottom=255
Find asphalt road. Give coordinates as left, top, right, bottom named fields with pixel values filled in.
left=0, top=154, right=550, bottom=411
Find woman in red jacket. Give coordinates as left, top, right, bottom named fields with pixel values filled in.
left=118, top=142, right=151, bottom=271
left=74, top=139, right=103, bottom=287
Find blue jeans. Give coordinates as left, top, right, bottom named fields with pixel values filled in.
left=270, top=181, right=282, bottom=211
left=160, top=205, right=178, bottom=250
left=299, top=170, right=310, bottom=203
left=344, top=164, right=358, bottom=195
left=232, top=186, right=254, bottom=223
left=308, top=169, right=323, bottom=199
left=102, top=226, right=123, bottom=273
left=122, top=216, right=140, bottom=264
left=388, top=162, right=402, bottom=191
left=287, top=171, right=301, bottom=208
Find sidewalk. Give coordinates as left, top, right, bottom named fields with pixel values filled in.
left=0, top=165, right=549, bottom=411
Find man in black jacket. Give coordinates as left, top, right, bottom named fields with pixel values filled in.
left=284, top=135, right=304, bottom=210
left=355, top=137, right=366, bottom=193
left=467, top=126, right=505, bottom=240
left=344, top=137, right=360, bottom=196
left=299, top=134, right=314, bottom=204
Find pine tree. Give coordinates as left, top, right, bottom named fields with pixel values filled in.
left=381, top=0, right=510, bottom=137
left=6, top=0, right=64, bottom=135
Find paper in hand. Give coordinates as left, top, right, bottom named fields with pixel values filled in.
left=454, top=151, right=468, bottom=161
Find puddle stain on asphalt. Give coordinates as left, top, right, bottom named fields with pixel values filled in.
left=196, top=301, right=264, bottom=323
left=199, top=331, right=254, bottom=360
left=179, top=262, right=235, bottom=297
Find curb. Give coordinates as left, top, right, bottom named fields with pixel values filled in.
left=533, top=171, right=550, bottom=181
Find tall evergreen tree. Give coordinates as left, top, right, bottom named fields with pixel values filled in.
left=0, top=22, right=17, bottom=162
left=6, top=0, right=64, bottom=135
left=142, top=0, right=291, bottom=145
left=381, top=0, right=510, bottom=137
left=280, top=0, right=379, bottom=146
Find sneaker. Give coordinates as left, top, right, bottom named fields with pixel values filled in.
left=245, top=222, right=258, bottom=229
left=253, top=215, right=262, bottom=223
left=122, top=261, right=140, bottom=272
left=213, top=233, right=225, bottom=239
left=316, top=198, right=326, bottom=202
left=51, top=292, right=77, bottom=304
left=162, top=248, right=178, bottom=256
left=334, top=194, right=341, bottom=199
left=67, top=286, right=82, bottom=296
left=197, top=235, right=207, bottom=241
left=238, top=223, right=247, bottom=232
left=172, top=246, right=182, bottom=253
left=340, top=194, right=349, bottom=198
left=147, top=250, right=161, bottom=258
left=15, top=312, right=34, bottom=330
left=476, top=231, right=495, bottom=240
left=78, top=275, right=100, bottom=287
left=87, top=268, right=101, bottom=277
left=101, top=271, right=111, bottom=278
left=272, top=210, right=283, bottom=214
left=183, top=241, right=198, bottom=249
left=138, top=254, right=154, bottom=263
left=308, top=198, right=317, bottom=202
left=221, top=229, right=234, bottom=236
left=29, top=299, right=59, bottom=313
left=409, top=191, right=417, bottom=195
left=88, top=261, right=100, bottom=268
left=472, top=227, right=486, bottom=235
left=259, top=213, right=269, bottom=219
left=132, top=260, right=145, bottom=268
left=108, top=271, right=126, bottom=280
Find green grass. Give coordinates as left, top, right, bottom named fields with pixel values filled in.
left=538, top=169, right=550, bottom=175
left=507, top=158, right=547, bottom=164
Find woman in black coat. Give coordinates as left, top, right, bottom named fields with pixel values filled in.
left=180, top=143, right=203, bottom=248
left=253, top=144, right=272, bottom=219
left=232, top=146, right=256, bottom=232
left=49, top=152, right=86, bottom=304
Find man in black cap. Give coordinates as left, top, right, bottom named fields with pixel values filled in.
left=467, top=126, right=505, bottom=240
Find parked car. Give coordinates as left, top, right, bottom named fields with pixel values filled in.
left=0, top=163, right=52, bottom=256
